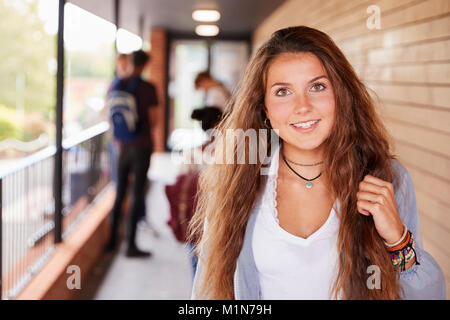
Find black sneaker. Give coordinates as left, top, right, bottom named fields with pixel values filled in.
left=126, top=247, right=152, bottom=258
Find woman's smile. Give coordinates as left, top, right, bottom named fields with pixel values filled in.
left=290, top=119, right=321, bottom=132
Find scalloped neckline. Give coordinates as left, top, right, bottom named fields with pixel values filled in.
left=261, top=144, right=339, bottom=243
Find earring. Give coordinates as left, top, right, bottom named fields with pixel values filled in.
left=264, top=118, right=272, bottom=129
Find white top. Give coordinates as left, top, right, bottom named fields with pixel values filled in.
left=252, top=144, right=341, bottom=299
left=205, top=85, right=230, bottom=111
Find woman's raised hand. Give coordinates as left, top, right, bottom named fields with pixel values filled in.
left=356, top=175, right=404, bottom=244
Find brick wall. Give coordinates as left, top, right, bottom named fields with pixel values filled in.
left=16, top=186, right=115, bottom=300
left=149, top=28, right=168, bottom=152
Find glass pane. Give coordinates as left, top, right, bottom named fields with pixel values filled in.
left=210, top=40, right=249, bottom=94
left=0, top=0, right=58, bottom=162
left=167, top=40, right=208, bottom=150
left=63, top=2, right=116, bottom=139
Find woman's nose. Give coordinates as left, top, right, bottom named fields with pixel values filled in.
left=293, top=93, right=312, bottom=114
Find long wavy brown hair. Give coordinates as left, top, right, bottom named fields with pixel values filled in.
left=189, top=26, right=401, bottom=299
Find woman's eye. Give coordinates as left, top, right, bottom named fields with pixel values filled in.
left=310, top=83, right=326, bottom=92
left=275, top=88, right=290, bottom=96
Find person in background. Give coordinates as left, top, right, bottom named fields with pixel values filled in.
left=113, top=53, right=157, bottom=233
left=165, top=104, right=223, bottom=281
left=107, top=53, right=132, bottom=185
left=194, top=71, right=231, bottom=112
left=108, top=50, right=160, bottom=257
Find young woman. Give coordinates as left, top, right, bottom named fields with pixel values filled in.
left=189, top=26, right=445, bottom=300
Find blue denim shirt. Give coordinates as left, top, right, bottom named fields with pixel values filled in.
left=192, top=157, right=446, bottom=300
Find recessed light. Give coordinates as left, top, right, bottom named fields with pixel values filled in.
left=195, top=25, right=219, bottom=37
left=192, top=10, right=221, bottom=22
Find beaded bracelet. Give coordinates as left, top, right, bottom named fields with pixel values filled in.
left=386, top=230, right=420, bottom=272
left=384, top=225, right=408, bottom=248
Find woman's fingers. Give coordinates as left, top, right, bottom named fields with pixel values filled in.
left=357, top=187, right=393, bottom=216
left=357, top=190, right=385, bottom=204
left=357, top=175, right=404, bottom=243
left=357, top=198, right=381, bottom=216
left=357, top=191, right=381, bottom=216
left=362, top=175, right=394, bottom=194
left=358, top=180, right=381, bottom=194
left=357, top=176, right=394, bottom=217
left=359, top=180, right=393, bottom=201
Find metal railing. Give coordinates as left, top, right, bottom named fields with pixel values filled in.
left=0, top=121, right=110, bottom=299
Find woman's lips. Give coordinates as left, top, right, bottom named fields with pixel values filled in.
left=289, top=119, right=320, bottom=133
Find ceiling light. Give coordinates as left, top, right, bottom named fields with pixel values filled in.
left=192, top=10, right=221, bottom=22
left=195, top=25, right=219, bottom=37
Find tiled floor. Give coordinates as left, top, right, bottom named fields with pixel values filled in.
left=76, top=153, right=194, bottom=300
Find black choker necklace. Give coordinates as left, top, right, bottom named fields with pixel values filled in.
left=281, top=153, right=322, bottom=189
left=284, top=156, right=323, bottom=166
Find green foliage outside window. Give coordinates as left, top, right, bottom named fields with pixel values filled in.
left=0, top=0, right=56, bottom=119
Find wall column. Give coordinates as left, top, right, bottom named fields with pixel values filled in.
left=149, top=28, right=168, bottom=153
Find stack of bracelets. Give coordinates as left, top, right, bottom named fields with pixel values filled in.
left=384, top=225, right=420, bottom=272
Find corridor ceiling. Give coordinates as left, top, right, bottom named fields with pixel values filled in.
left=69, top=0, right=286, bottom=38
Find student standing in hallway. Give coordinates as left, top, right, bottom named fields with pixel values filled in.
left=106, top=53, right=132, bottom=185
left=108, top=50, right=160, bottom=257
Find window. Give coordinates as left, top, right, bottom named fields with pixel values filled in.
left=63, top=3, right=116, bottom=139
left=0, top=0, right=58, bottom=161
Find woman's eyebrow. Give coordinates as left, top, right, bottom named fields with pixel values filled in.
left=270, top=82, right=291, bottom=88
left=270, top=75, right=328, bottom=88
left=308, top=75, right=327, bottom=83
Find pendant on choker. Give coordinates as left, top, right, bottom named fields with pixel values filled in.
left=282, top=154, right=322, bottom=189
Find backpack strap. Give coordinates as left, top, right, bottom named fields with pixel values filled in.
left=111, top=76, right=121, bottom=90
left=111, top=76, right=141, bottom=93
left=126, top=76, right=141, bottom=93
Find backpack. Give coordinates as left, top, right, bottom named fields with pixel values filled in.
left=165, top=171, right=200, bottom=243
left=106, top=76, right=142, bottom=142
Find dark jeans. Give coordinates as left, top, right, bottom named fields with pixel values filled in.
left=110, top=145, right=152, bottom=250
left=107, top=141, right=119, bottom=185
